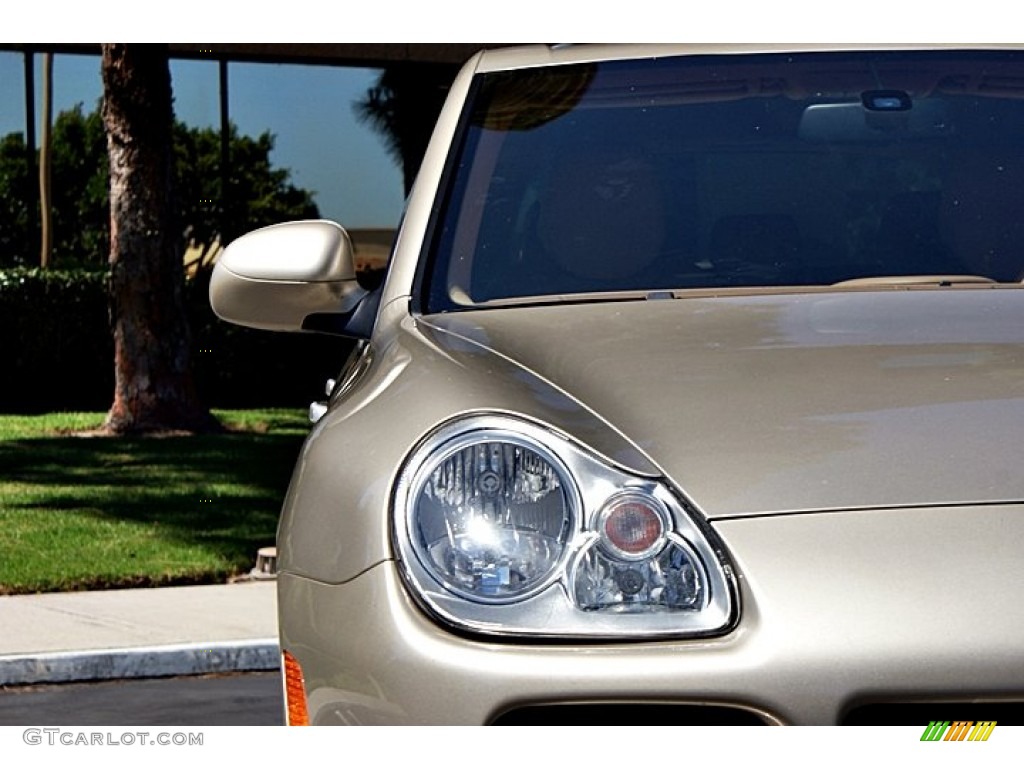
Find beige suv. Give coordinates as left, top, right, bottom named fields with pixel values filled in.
left=212, top=44, right=1024, bottom=725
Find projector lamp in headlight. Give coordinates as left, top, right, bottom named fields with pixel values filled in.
left=406, top=433, right=576, bottom=602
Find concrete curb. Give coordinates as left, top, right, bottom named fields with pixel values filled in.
left=0, top=639, right=280, bottom=687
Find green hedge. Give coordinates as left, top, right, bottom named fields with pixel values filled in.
left=0, top=268, right=355, bottom=413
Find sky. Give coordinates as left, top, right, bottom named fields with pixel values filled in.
left=0, top=50, right=406, bottom=229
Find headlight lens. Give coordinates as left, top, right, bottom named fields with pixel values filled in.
left=408, top=435, right=575, bottom=602
left=574, top=533, right=704, bottom=612
left=394, top=416, right=736, bottom=639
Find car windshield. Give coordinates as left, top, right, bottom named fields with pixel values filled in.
left=423, top=49, right=1024, bottom=312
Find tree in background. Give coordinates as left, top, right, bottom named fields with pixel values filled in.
left=354, top=64, right=458, bottom=194
left=0, top=132, right=31, bottom=265
left=0, top=108, right=318, bottom=269
left=174, top=122, right=319, bottom=264
left=101, top=43, right=213, bottom=434
left=0, top=53, right=331, bottom=417
left=50, top=106, right=110, bottom=263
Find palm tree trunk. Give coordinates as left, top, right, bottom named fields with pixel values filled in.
left=101, top=43, right=215, bottom=434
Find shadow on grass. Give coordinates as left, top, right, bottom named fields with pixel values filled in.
left=0, top=430, right=307, bottom=592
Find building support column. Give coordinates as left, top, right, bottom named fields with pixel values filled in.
left=23, top=49, right=38, bottom=260
left=218, top=57, right=231, bottom=244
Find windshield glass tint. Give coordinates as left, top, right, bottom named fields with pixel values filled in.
left=424, top=50, right=1024, bottom=311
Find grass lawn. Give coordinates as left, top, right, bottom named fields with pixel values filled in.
left=0, top=409, right=309, bottom=594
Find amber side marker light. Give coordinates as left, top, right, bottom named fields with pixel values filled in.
left=282, top=650, right=310, bottom=726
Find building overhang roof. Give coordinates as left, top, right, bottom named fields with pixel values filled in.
left=1, top=44, right=513, bottom=68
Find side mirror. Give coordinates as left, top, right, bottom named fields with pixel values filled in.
left=209, top=220, right=375, bottom=336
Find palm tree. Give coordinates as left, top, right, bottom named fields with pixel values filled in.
left=354, top=64, right=458, bottom=194
left=100, top=43, right=215, bottom=434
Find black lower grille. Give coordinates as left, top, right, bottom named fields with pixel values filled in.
left=491, top=703, right=767, bottom=726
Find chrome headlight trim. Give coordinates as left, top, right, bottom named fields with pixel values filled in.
left=393, top=414, right=738, bottom=639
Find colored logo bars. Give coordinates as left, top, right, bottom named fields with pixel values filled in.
left=920, top=721, right=997, bottom=741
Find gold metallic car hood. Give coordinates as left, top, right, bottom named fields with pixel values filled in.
left=421, top=289, right=1024, bottom=518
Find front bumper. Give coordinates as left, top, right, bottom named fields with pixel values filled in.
left=278, top=504, right=1024, bottom=725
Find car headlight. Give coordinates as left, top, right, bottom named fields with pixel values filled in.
left=394, top=415, right=737, bottom=639
left=406, top=431, right=575, bottom=603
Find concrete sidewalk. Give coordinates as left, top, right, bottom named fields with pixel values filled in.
left=0, top=581, right=279, bottom=686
